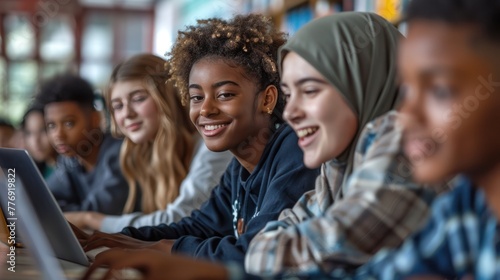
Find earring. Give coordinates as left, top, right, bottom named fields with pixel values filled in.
left=266, top=108, right=272, bottom=115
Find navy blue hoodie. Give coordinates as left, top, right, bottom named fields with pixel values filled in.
left=121, top=124, right=319, bottom=264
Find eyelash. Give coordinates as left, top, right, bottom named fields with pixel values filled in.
left=304, top=89, right=319, bottom=94
left=45, top=121, right=74, bottom=130
left=112, top=95, right=148, bottom=110
left=189, top=95, right=203, bottom=102
left=132, top=96, right=147, bottom=102
left=189, top=92, right=235, bottom=103
left=218, top=93, right=234, bottom=99
left=282, top=88, right=318, bottom=102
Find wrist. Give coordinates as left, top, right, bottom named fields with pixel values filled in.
left=154, top=239, right=175, bottom=253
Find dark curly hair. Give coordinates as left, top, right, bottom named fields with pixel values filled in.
left=167, top=14, right=287, bottom=125
left=35, top=74, right=95, bottom=111
left=407, top=0, right=500, bottom=41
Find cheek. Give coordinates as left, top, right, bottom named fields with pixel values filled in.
left=450, top=112, right=490, bottom=156
left=148, top=113, right=161, bottom=133
left=427, top=99, right=452, bottom=129
left=189, top=112, right=198, bottom=125
left=189, top=105, right=201, bottom=125
left=113, top=112, right=125, bottom=128
left=26, top=135, right=35, bottom=146
left=141, top=104, right=160, bottom=125
left=322, top=107, right=356, bottom=152
left=41, top=133, right=50, bottom=146
left=46, top=130, right=56, bottom=140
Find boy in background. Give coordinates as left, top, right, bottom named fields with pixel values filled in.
left=36, top=74, right=133, bottom=215
left=351, top=0, right=500, bottom=278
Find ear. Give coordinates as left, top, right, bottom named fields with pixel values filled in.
left=259, top=85, right=278, bottom=115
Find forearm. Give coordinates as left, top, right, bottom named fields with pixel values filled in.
left=64, top=211, right=104, bottom=231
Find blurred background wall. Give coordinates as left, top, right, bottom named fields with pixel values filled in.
left=0, top=0, right=409, bottom=124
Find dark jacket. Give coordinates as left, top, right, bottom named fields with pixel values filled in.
left=46, top=134, right=135, bottom=214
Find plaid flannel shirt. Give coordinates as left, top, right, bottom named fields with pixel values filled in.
left=245, top=111, right=450, bottom=276
left=351, top=177, right=500, bottom=280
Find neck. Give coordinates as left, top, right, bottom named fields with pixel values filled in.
left=231, top=126, right=272, bottom=173
left=473, top=163, right=500, bottom=219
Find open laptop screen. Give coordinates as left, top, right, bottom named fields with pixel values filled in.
left=0, top=148, right=89, bottom=266
left=0, top=175, right=66, bottom=280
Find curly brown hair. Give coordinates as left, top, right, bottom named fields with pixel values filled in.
left=167, top=14, right=287, bottom=125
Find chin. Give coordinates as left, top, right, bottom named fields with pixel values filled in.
left=129, top=134, right=149, bottom=144
left=204, top=142, right=228, bottom=153
left=304, top=157, right=322, bottom=169
left=131, top=138, right=147, bottom=144
left=412, top=165, right=448, bottom=184
left=64, top=151, right=77, bottom=158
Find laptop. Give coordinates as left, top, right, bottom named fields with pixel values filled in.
left=0, top=148, right=140, bottom=280
left=0, top=148, right=89, bottom=267
left=0, top=177, right=68, bottom=280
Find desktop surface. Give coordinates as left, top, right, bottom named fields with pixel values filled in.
left=0, top=243, right=141, bottom=280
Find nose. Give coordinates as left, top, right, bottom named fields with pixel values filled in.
left=283, top=94, right=304, bottom=125
left=124, top=102, right=137, bottom=118
left=199, top=97, right=219, bottom=118
left=50, top=125, right=66, bottom=142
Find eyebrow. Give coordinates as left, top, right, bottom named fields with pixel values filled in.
left=280, top=77, right=329, bottom=88
left=189, top=80, right=240, bottom=91
left=420, top=66, right=457, bottom=78
left=45, top=115, right=76, bottom=122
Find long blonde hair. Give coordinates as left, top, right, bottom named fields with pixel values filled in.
left=105, top=54, right=196, bottom=214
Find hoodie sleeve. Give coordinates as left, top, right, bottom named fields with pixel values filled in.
left=121, top=159, right=237, bottom=241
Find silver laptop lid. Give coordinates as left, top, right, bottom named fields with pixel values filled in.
left=0, top=148, right=89, bottom=266
left=0, top=175, right=66, bottom=280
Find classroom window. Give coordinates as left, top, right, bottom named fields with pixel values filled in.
left=0, top=4, right=154, bottom=124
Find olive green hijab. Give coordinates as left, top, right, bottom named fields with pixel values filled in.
left=279, top=12, right=402, bottom=176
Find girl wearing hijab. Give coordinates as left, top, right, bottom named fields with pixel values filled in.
left=82, top=12, right=449, bottom=280
left=245, top=12, right=450, bottom=276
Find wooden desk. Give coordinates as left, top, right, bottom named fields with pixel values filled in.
left=0, top=243, right=141, bottom=280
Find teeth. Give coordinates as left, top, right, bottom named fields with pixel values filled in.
left=205, top=124, right=227, bottom=131
left=297, top=127, right=318, bottom=138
